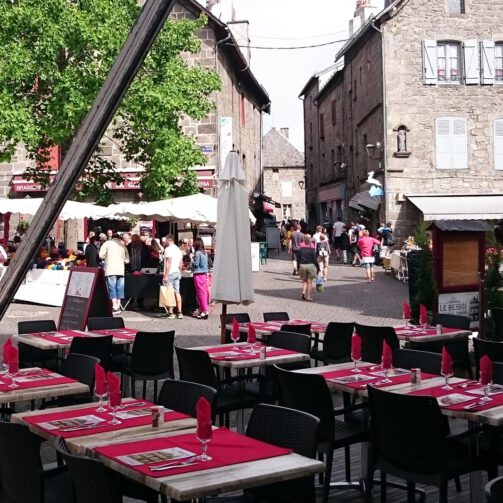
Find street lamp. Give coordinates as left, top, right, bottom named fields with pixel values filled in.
left=365, top=142, right=382, bottom=160
left=298, top=180, right=305, bottom=190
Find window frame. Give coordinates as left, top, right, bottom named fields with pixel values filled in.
left=436, top=41, right=462, bottom=84
left=447, top=0, right=465, bottom=15
left=494, top=119, right=503, bottom=170
left=435, top=116, right=468, bottom=170
left=495, top=43, right=503, bottom=84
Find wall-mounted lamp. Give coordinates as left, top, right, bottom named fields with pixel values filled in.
left=365, top=142, right=382, bottom=159
left=298, top=180, right=305, bottom=190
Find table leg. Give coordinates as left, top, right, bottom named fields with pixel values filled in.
left=468, top=421, right=483, bottom=503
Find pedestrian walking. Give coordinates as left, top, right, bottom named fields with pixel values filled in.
left=316, top=233, right=331, bottom=281
left=192, top=237, right=209, bottom=319
left=357, top=230, right=381, bottom=282
left=162, top=235, right=184, bottom=319
left=298, top=235, right=319, bottom=301
left=332, top=217, right=345, bottom=261
left=288, top=223, right=304, bottom=276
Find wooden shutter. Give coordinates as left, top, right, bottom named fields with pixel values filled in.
left=436, top=118, right=452, bottom=169
left=481, top=40, right=495, bottom=85
left=495, top=119, right=503, bottom=170
left=451, top=118, right=468, bottom=169
left=422, top=40, right=437, bottom=84
left=463, top=40, right=479, bottom=85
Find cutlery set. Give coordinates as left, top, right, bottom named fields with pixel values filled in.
left=149, top=456, right=200, bottom=471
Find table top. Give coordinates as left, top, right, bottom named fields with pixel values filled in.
left=0, top=368, right=89, bottom=404
left=394, top=325, right=471, bottom=343
left=226, top=319, right=327, bottom=336
left=13, top=328, right=137, bottom=350
left=65, top=426, right=324, bottom=501
left=191, top=342, right=311, bottom=369
left=11, top=398, right=196, bottom=441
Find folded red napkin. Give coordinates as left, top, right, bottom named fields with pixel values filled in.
left=232, top=318, right=240, bottom=341
left=351, top=333, right=362, bottom=361
left=95, top=363, right=107, bottom=396
left=403, top=302, right=411, bottom=320
left=196, top=396, right=212, bottom=440
left=480, top=355, right=493, bottom=386
left=381, top=339, right=392, bottom=369
left=107, top=371, right=121, bottom=407
left=247, top=324, right=256, bottom=344
left=8, top=346, right=19, bottom=374
left=2, top=339, right=13, bottom=365
left=419, top=304, right=428, bottom=325
left=441, top=346, right=453, bottom=376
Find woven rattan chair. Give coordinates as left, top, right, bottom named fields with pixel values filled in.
left=354, top=323, right=400, bottom=364
left=473, top=338, right=503, bottom=379
left=393, top=348, right=442, bottom=375
left=87, top=317, right=125, bottom=330
left=311, top=321, right=354, bottom=366
left=17, top=319, right=59, bottom=369
left=224, top=313, right=250, bottom=344
left=279, top=323, right=311, bottom=336
left=486, top=475, right=503, bottom=502
left=263, top=312, right=290, bottom=322
left=69, top=335, right=113, bottom=371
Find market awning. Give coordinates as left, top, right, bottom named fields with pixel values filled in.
left=406, top=194, right=503, bottom=220
left=349, top=191, right=381, bottom=211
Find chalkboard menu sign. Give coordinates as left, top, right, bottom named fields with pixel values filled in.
left=58, top=267, right=112, bottom=330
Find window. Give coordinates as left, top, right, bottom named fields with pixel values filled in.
left=282, top=204, right=292, bottom=220
left=437, top=42, right=461, bottom=83
left=496, top=43, right=503, bottom=82
left=331, top=100, right=336, bottom=125
left=495, top=120, right=503, bottom=170
left=436, top=117, right=468, bottom=170
left=319, top=113, right=325, bottom=139
left=448, top=0, right=465, bottom=14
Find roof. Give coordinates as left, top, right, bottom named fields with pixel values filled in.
left=179, top=0, right=271, bottom=113
left=406, top=194, right=503, bottom=220
left=262, top=128, right=304, bottom=168
left=298, top=62, right=340, bottom=98
left=428, top=220, right=492, bottom=232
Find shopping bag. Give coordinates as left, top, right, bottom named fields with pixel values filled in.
left=315, top=276, right=324, bottom=292
left=159, top=284, right=176, bottom=308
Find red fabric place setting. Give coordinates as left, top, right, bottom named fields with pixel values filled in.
left=28, top=330, right=87, bottom=344
left=23, top=400, right=190, bottom=438
left=94, top=427, right=292, bottom=478
left=207, top=345, right=298, bottom=361
left=90, top=328, right=137, bottom=340
left=0, top=367, right=76, bottom=392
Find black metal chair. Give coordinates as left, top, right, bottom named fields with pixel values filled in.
left=224, top=313, right=250, bottom=343
left=87, top=317, right=125, bottom=330
left=0, top=421, right=74, bottom=503
left=275, top=366, right=367, bottom=503
left=54, top=436, right=160, bottom=503
left=493, top=307, right=503, bottom=342
left=17, top=319, right=59, bottom=369
left=69, top=335, right=113, bottom=372
left=474, top=338, right=503, bottom=379
left=311, top=321, right=354, bottom=366
left=175, top=346, right=259, bottom=427
left=279, top=323, right=311, bottom=336
left=263, top=312, right=290, bottom=322
left=354, top=323, right=400, bottom=364
left=156, top=379, right=217, bottom=420
left=115, top=331, right=175, bottom=401
left=486, top=475, right=503, bottom=502
left=393, top=348, right=442, bottom=375
left=366, top=385, right=489, bottom=503
left=266, top=331, right=311, bottom=370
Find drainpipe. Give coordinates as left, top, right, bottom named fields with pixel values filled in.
left=259, top=101, right=271, bottom=195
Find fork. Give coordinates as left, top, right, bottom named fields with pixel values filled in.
left=463, top=401, right=485, bottom=410
left=149, top=457, right=199, bottom=471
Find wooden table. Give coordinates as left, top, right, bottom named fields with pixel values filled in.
left=64, top=426, right=324, bottom=501
left=394, top=325, right=471, bottom=343
left=226, top=319, right=327, bottom=338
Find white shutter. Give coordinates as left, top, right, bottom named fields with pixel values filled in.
left=464, top=40, right=479, bottom=84
left=422, top=40, right=437, bottom=85
left=481, top=40, right=495, bottom=85
left=495, top=119, right=503, bottom=170
left=436, top=118, right=452, bottom=169
left=451, top=118, right=468, bottom=169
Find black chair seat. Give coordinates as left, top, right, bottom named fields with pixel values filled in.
left=216, top=388, right=258, bottom=413
left=486, top=475, right=503, bottom=502
left=332, top=420, right=367, bottom=448
left=310, top=322, right=354, bottom=366
left=42, top=467, right=75, bottom=503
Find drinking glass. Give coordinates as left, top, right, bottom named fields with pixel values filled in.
left=108, top=392, right=122, bottom=425
left=94, top=385, right=108, bottom=413
left=231, top=330, right=240, bottom=350
left=351, top=354, right=361, bottom=373
left=441, top=370, right=453, bottom=390
left=480, top=383, right=492, bottom=403
left=196, top=431, right=212, bottom=461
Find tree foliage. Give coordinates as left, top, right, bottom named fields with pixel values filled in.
left=0, top=0, right=221, bottom=204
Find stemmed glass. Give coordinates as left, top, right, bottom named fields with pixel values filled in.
left=351, top=354, right=361, bottom=373
left=441, top=370, right=453, bottom=390
left=403, top=314, right=410, bottom=328
left=7, top=360, right=19, bottom=388
left=231, top=330, right=240, bottom=350
left=196, top=427, right=212, bottom=461
left=380, top=360, right=392, bottom=384
left=94, top=383, right=108, bottom=413
left=480, top=382, right=493, bottom=404
left=108, top=391, right=122, bottom=425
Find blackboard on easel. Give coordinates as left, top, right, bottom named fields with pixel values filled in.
left=58, top=267, right=112, bottom=330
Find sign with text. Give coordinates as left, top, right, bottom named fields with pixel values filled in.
left=438, top=291, right=480, bottom=328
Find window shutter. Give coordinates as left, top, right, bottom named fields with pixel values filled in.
left=463, top=40, right=479, bottom=84
left=452, top=118, right=468, bottom=169
left=436, top=118, right=452, bottom=169
left=422, top=40, right=437, bottom=84
left=481, top=40, right=495, bottom=85
left=495, top=119, right=503, bottom=170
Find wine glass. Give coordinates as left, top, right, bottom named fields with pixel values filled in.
left=231, top=330, right=240, bottom=350
left=196, top=427, right=212, bottom=462
left=480, top=382, right=493, bottom=404
left=108, top=391, right=122, bottom=425
left=380, top=359, right=392, bottom=384
left=403, top=313, right=410, bottom=328
left=351, top=353, right=361, bottom=373
left=7, top=360, right=19, bottom=388
left=441, top=370, right=453, bottom=390
left=94, top=384, right=108, bottom=413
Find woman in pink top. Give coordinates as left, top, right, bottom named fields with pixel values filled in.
left=357, top=230, right=381, bottom=282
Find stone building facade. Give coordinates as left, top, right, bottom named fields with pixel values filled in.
left=301, top=0, right=503, bottom=239
left=262, top=127, right=305, bottom=222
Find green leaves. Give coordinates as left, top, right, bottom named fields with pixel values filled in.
left=0, top=2, right=220, bottom=202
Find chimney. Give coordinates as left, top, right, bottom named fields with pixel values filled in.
left=349, top=0, right=378, bottom=36
left=227, top=20, right=251, bottom=64
left=384, top=0, right=394, bottom=7
left=280, top=128, right=289, bottom=139
left=206, top=0, right=218, bottom=10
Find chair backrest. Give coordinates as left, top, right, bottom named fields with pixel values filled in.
left=355, top=323, right=399, bottom=364
left=131, top=331, right=175, bottom=377
left=69, top=335, right=113, bottom=371
left=486, top=475, right=503, bottom=502
left=492, top=362, right=503, bottom=385
left=263, top=312, right=290, bottom=322
left=54, top=436, right=121, bottom=503
left=493, top=307, right=503, bottom=342
left=60, top=353, right=99, bottom=391
left=275, top=366, right=335, bottom=444
left=87, top=317, right=125, bottom=331
left=267, top=331, right=311, bottom=355
left=0, top=421, right=43, bottom=503
left=367, top=386, right=449, bottom=474
left=18, top=319, right=57, bottom=334
left=244, top=403, right=319, bottom=503
left=392, top=348, right=441, bottom=375
left=474, top=338, right=503, bottom=378
left=175, top=346, right=218, bottom=388
left=431, top=313, right=471, bottom=330
left=224, top=313, right=250, bottom=343
left=280, top=323, right=311, bottom=335
left=322, top=322, right=354, bottom=361
left=157, top=379, right=217, bottom=419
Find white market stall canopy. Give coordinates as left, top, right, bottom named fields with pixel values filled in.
left=406, top=194, right=503, bottom=220
left=0, top=198, right=111, bottom=220
left=104, top=193, right=256, bottom=225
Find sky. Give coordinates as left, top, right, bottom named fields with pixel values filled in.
left=225, top=0, right=386, bottom=152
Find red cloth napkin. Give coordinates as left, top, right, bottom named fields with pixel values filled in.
left=248, top=324, right=256, bottom=344
left=232, top=318, right=240, bottom=341
left=8, top=346, right=19, bottom=374
left=480, top=355, right=493, bottom=386
left=196, top=396, right=212, bottom=440
left=381, top=340, right=393, bottom=369
left=95, top=364, right=107, bottom=396
left=2, top=339, right=13, bottom=365
left=351, top=334, right=362, bottom=361
left=419, top=304, right=428, bottom=325
left=403, top=302, right=411, bottom=320
left=441, top=346, right=453, bottom=376
left=107, top=371, right=121, bottom=407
